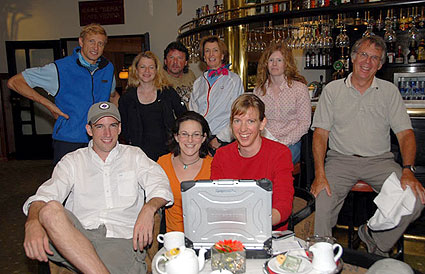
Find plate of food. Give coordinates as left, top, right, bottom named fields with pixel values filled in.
left=267, top=253, right=313, bottom=274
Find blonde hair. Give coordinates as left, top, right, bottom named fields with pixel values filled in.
left=256, top=42, right=306, bottom=96
left=127, top=51, right=170, bottom=89
left=80, top=23, right=107, bottom=42
left=231, top=93, right=266, bottom=123
left=200, top=35, right=229, bottom=65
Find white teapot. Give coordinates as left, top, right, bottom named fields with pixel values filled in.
left=309, top=242, right=343, bottom=273
left=156, top=246, right=207, bottom=274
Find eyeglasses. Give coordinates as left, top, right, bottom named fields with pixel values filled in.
left=178, top=132, right=203, bottom=140
left=356, top=52, right=381, bottom=64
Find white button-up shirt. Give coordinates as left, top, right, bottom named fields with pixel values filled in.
left=23, top=141, right=173, bottom=239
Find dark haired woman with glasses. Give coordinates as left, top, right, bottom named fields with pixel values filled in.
left=157, top=111, right=213, bottom=232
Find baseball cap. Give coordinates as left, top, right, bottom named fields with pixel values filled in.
left=87, top=102, right=121, bottom=124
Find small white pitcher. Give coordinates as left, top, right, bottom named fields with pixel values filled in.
left=309, top=242, right=343, bottom=273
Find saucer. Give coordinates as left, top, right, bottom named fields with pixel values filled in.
left=267, top=256, right=313, bottom=274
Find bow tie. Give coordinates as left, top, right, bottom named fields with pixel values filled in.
left=208, top=64, right=231, bottom=78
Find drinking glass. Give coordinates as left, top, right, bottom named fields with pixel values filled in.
left=335, top=25, right=349, bottom=48
left=383, top=23, right=396, bottom=43
left=362, top=18, right=375, bottom=37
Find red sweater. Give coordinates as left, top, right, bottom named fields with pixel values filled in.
left=211, top=137, right=294, bottom=230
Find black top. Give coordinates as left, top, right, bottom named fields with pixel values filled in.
left=137, top=100, right=167, bottom=160
left=118, top=86, right=187, bottom=161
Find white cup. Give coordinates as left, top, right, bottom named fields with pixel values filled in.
left=157, top=231, right=185, bottom=251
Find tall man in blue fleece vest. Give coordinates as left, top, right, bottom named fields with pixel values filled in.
left=8, top=23, right=119, bottom=164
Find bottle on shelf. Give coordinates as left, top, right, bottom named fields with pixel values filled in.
left=386, top=42, right=396, bottom=64
left=344, top=53, right=350, bottom=72
left=314, top=49, right=320, bottom=67
left=326, top=48, right=333, bottom=66
left=306, top=50, right=311, bottom=68
left=418, top=39, right=425, bottom=62
left=407, top=41, right=418, bottom=64
left=395, top=45, right=404, bottom=64
left=311, top=50, right=316, bottom=68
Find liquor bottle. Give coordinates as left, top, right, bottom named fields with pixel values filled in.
left=344, top=53, right=350, bottom=71
left=418, top=39, right=425, bottom=62
left=311, top=50, right=316, bottom=67
left=326, top=48, right=333, bottom=66
left=306, top=50, right=311, bottom=68
left=407, top=41, right=418, bottom=64
left=407, top=47, right=418, bottom=64
left=395, top=45, right=404, bottom=64
left=386, top=42, right=395, bottom=64
left=317, top=49, right=322, bottom=67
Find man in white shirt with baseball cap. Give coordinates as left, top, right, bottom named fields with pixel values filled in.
left=22, top=101, right=173, bottom=274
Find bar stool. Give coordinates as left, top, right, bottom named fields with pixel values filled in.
left=347, top=180, right=374, bottom=249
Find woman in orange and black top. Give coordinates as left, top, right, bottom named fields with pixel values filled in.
left=157, top=111, right=213, bottom=232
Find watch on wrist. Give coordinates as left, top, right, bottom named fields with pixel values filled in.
left=403, top=165, right=416, bottom=173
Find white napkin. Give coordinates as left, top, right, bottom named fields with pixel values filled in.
left=368, top=172, right=416, bottom=230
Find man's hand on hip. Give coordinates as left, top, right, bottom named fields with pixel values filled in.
left=311, top=174, right=332, bottom=198
left=46, top=103, right=69, bottom=120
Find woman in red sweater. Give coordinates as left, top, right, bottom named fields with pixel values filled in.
left=211, top=93, right=294, bottom=230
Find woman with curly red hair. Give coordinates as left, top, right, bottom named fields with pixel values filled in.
left=254, top=42, right=311, bottom=164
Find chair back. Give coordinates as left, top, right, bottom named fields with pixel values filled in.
left=273, top=187, right=315, bottom=240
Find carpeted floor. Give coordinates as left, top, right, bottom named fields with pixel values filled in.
left=0, top=160, right=54, bottom=273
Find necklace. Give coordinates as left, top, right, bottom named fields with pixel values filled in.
left=177, top=156, right=201, bottom=169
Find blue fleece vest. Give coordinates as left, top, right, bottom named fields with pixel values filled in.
left=53, top=47, right=114, bottom=143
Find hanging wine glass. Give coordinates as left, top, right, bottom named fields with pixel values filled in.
left=383, top=22, right=396, bottom=43
left=362, top=18, right=375, bottom=37
left=376, top=10, right=384, bottom=31
left=254, top=30, right=260, bottom=52
left=324, top=24, right=333, bottom=49
left=272, top=28, right=277, bottom=44
left=336, top=25, right=349, bottom=48
left=315, top=24, right=324, bottom=49
left=247, top=30, right=253, bottom=53
left=408, top=19, right=419, bottom=45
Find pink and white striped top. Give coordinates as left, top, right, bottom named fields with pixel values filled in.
left=254, top=79, right=311, bottom=146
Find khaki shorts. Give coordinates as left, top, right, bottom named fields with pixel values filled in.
left=48, top=209, right=147, bottom=274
